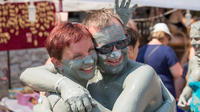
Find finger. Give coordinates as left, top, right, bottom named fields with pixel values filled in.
left=120, top=0, right=126, bottom=8
left=68, top=100, right=78, bottom=112
left=130, top=4, right=137, bottom=12
left=64, top=101, right=72, bottom=112
left=178, top=100, right=184, bottom=107
left=179, top=98, right=187, bottom=108
left=181, top=97, right=187, bottom=105
left=82, top=97, right=92, bottom=112
left=87, top=94, right=96, bottom=107
left=90, top=99, right=97, bottom=107
left=76, top=100, right=85, bottom=112
left=125, top=0, right=131, bottom=8
left=115, top=0, right=119, bottom=10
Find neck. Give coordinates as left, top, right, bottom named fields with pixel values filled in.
left=148, top=39, right=163, bottom=45
left=66, top=75, right=88, bottom=87
left=57, top=69, right=88, bottom=87
left=101, top=64, right=128, bottom=83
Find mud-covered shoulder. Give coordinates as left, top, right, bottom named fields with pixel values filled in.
left=127, top=59, right=155, bottom=75
left=122, top=60, right=157, bottom=87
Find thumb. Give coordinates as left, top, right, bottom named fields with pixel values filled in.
left=130, top=4, right=137, bottom=12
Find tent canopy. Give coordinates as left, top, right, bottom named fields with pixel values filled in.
left=0, top=0, right=200, bottom=11
left=61, top=0, right=200, bottom=11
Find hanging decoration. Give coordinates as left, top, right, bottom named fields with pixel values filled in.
left=0, top=1, right=56, bottom=51
left=28, top=0, right=36, bottom=22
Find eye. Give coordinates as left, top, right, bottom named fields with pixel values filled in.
left=116, top=39, right=130, bottom=49
left=73, top=54, right=83, bottom=60
left=101, top=44, right=113, bottom=52
left=88, top=47, right=95, bottom=54
left=95, top=44, right=113, bottom=54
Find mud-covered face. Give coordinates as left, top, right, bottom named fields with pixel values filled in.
left=57, top=38, right=97, bottom=81
left=93, top=24, right=129, bottom=75
left=191, top=37, right=200, bottom=57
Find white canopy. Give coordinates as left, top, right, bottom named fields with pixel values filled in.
left=61, top=0, right=200, bottom=11
left=1, top=0, right=200, bottom=11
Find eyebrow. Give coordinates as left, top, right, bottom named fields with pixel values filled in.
left=73, top=53, right=82, bottom=59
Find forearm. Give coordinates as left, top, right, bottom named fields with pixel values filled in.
left=47, top=93, right=111, bottom=112
left=174, top=77, right=186, bottom=99
left=180, top=85, right=192, bottom=100
left=20, top=65, right=64, bottom=92
left=156, top=80, right=176, bottom=112
left=112, top=65, right=160, bottom=112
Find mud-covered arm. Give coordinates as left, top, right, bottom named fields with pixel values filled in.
left=156, top=79, right=176, bottom=112
left=178, top=57, right=200, bottom=110
left=112, top=65, right=162, bottom=112
left=178, top=83, right=192, bottom=110
left=20, top=63, right=62, bottom=92
left=20, top=63, right=96, bottom=112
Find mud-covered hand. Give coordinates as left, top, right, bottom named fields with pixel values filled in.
left=115, top=0, right=137, bottom=26
left=178, top=94, right=190, bottom=110
left=57, top=77, right=96, bottom=112
left=33, top=95, right=52, bottom=112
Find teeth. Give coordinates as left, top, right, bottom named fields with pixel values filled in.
left=110, top=58, right=120, bottom=63
left=82, top=66, right=93, bottom=71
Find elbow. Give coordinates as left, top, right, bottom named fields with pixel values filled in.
left=164, top=94, right=176, bottom=111
left=20, top=68, right=32, bottom=84
left=170, top=63, right=183, bottom=79
left=172, top=70, right=183, bottom=80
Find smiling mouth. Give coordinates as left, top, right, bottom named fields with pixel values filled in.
left=106, top=56, right=123, bottom=66
left=80, top=66, right=94, bottom=74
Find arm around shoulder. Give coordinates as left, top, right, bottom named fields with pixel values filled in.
left=20, top=64, right=64, bottom=92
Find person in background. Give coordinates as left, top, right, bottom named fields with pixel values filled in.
left=126, top=27, right=141, bottom=61
left=137, top=23, right=183, bottom=111
left=178, top=21, right=200, bottom=112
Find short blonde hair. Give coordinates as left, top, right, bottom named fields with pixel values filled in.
left=82, top=9, right=123, bottom=29
left=151, top=31, right=170, bottom=42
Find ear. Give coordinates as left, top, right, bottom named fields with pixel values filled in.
left=51, top=57, right=62, bottom=66
left=128, top=45, right=134, bottom=52
left=88, top=26, right=100, bottom=35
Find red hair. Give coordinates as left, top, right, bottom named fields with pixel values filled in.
left=45, top=22, right=93, bottom=60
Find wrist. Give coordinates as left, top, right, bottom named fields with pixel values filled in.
left=54, top=77, right=67, bottom=93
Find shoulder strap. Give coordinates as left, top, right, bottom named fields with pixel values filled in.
left=144, top=45, right=160, bottom=64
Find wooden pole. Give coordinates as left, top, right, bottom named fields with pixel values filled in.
left=6, top=50, right=11, bottom=89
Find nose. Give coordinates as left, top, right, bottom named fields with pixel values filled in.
left=112, top=46, right=118, bottom=52
left=83, top=56, right=94, bottom=65
left=109, top=50, right=121, bottom=59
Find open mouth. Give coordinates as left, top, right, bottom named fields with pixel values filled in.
left=106, top=55, right=123, bottom=66
left=80, top=66, right=94, bottom=74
